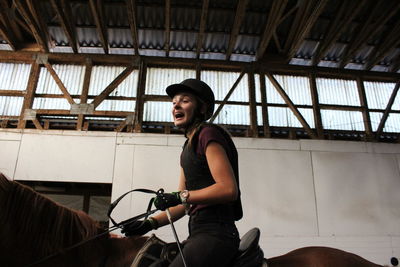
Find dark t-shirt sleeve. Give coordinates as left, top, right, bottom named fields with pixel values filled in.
left=197, top=126, right=230, bottom=156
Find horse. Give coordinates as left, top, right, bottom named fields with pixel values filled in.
left=0, top=172, right=146, bottom=267
left=0, top=172, right=394, bottom=267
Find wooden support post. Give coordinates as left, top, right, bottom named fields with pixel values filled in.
left=356, top=77, right=373, bottom=141
left=77, top=59, right=92, bottom=130
left=309, top=73, right=323, bottom=138
left=259, top=73, right=271, bottom=137
left=18, top=61, right=40, bottom=129
left=134, top=60, right=147, bottom=132
left=247, top=69, right=258, bottom=137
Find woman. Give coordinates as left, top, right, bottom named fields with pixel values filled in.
left=123, top=79, right=243, bottom=267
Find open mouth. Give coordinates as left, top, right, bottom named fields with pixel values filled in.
left=175, top=112, right=184, bottom=119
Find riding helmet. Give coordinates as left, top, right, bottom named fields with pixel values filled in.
left=166, top=78, right=215, bottom=120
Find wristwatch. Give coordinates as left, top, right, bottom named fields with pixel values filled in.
left=180, top=190, right=189, bottom=204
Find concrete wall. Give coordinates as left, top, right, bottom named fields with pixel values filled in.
left=1, top=129, right=399, bottom=265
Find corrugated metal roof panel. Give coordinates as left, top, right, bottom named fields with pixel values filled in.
left=369, top=112, right=400, bottom=133
left=89, top=66, right=138, bottom=97
left=265, top=75, right=312, bottom=105
left=364, top=81, right=398, bottom=110
left=265, top=107, right=314, bottom=128
left=201, top=71, right=248, bottom=101
left=213, top=104, right=249, bottom=125
left=0, top=63, right=31, bottom=90
left=0, top=96, right=24, bottom=116
left=32, top=97, right=78, bottom=110
left=145, top=68, right=196, bottom=95
left=36, top=65, right=85, bottom=95
left=316, top=78, right=360, bottom=106
left=143, top=101, right=172, bottom=122
left=321, top=110, right=364, bottom=131
left=96, top=100, right=136, bottom=112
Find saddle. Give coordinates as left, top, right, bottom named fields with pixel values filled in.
left=130, top=228, right=267, bottom=267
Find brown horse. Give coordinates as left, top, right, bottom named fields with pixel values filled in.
left=0, top=173, right=393, bottom=267
left=0, top=172, right=147, bottom=267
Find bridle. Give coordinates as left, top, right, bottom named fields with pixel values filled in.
left=25, top=188, right=161, bottom=267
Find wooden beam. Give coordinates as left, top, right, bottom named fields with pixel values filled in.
left=0, top=0, right=23, bottom=40
left=356, top=77, right=373, bottom=140
left=309, top=73, right=323, bottom=138
left=164, top=0, right=171, bottom=57
left=339, top=1, right=400, bottom=68
left=259, top=73, right=271, bottom=137
left=92, top=65, right=135, bottom=108
left=365, top=20, right=400, bottom=70
left=209, top=71, right=246, bottom=123
left=0, top=3, right=19, bottom=50
left=375, top=81, right=400, bottom=139
left=266, top=72, right=317, bottom=139
left=226, top=0, right=249, bottom=60
left=247, top=69, right=258, bottom=137
left=88, top=0, right=109, bottom=54
left=125, top=0, right=140, bottom=55
left=196, top=0, right=209, bottom=59
left=134, top=59, right=147, bottom=132
left=77, top=59, right=92, bottom=130
left=13, top=0, right=48, bottom=52
left=285, top=0, right=328, bottom=61
left=17, top=61, right=40, bottom=128
left=50, top=0, right=78, bottom=53
left=256, top=0, right=288, bottom=60
left=0, top=90, right=25, bottom=97
left=44, top=62, right=76, bottom=105
left=312, top=0, right=363, bottom=65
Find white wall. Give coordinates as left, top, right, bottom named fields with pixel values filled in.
left=1, top=129, right=399, bottom=265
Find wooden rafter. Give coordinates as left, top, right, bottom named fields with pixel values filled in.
left=209, top=71, right=246, bottom=123
left=285, top=0, right=328, bottom=61
left=0, top=1, right=19, bottom=50
left=92, top=65, right=135, bottom=108
left=50, top=0, right=78, bottom=53
left=365, top=20, right=400, bottom=70
left=125, top=0, right=140, bottom=55
left=13, top=0, right=48, bottom=52
left=312, top=0, right=363, bottom=65
left=164, top=0, right=171, bottom=57
left=88, top=0, right=109, bottom=54
left=266, top=72, right=317, bottom=139
left=0, top=1, right=23, bottom=40
left=339, top=1, right=400, bottom=69
left=390, top=55, right=400, bottom=73
left=226, top=0, right=249, bottom=60
left=375, top=81, right=400, bottom=139
left=27, top=0, right=51, bottom=49
left=44, top=62, right=76, bottom=105
left=196, top=0, right=209, bottom=59
left=256, top=0, right=288, bottom=60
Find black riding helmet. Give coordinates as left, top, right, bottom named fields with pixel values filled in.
left=166, top=78, right=215, bottom=121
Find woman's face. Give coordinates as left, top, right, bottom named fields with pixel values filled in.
left=171, top=92, right=199, bottom=128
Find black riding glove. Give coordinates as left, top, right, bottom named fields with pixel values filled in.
left=154, top=192, right=182, bottom=211
left=121, top=217, right=158, bottom=237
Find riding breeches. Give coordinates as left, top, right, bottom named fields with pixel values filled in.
left=169, top=213, right=240, bottom=267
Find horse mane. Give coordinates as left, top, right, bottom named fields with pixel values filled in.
left=0, top=173, right=105, bottom=261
